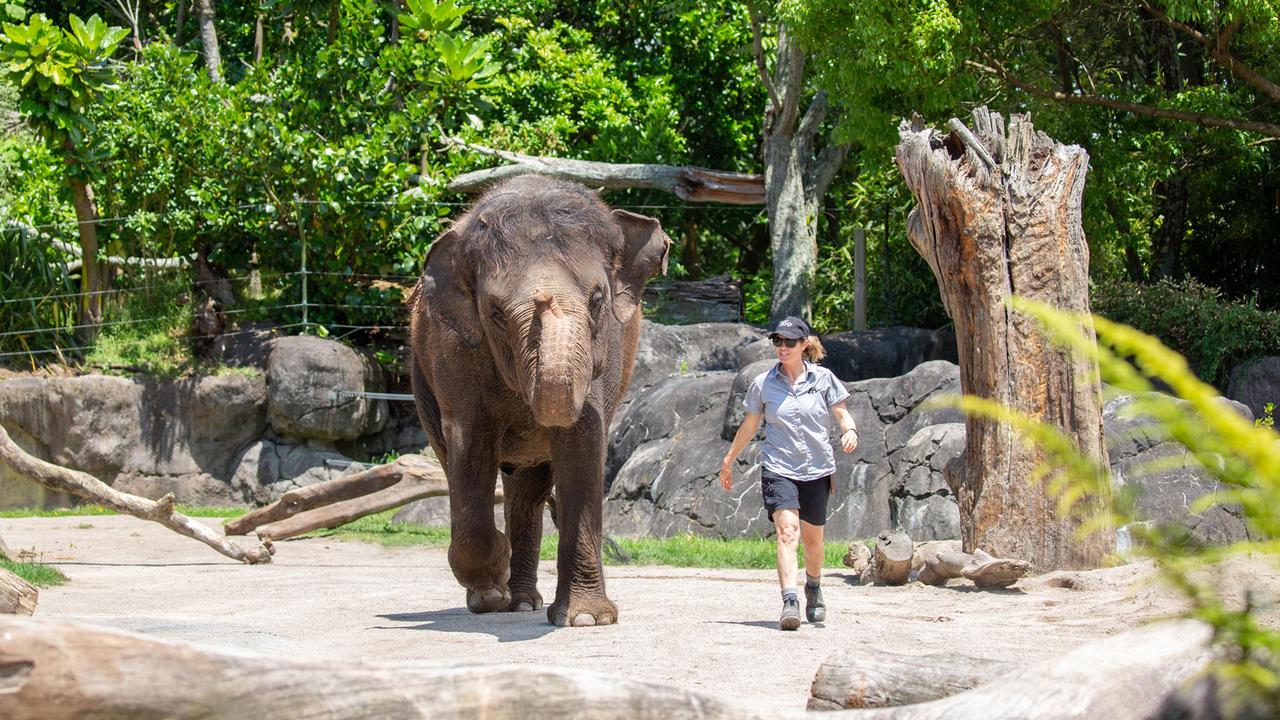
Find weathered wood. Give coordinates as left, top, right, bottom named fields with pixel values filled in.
left=224, top=455, right=430, bottom=535
left=0, top=567, right=37, bottom=615
left=868, top=532, right=913, bottom=586
left=894, top=108, right=1112, bottom=570
left=439, top=138, right=764, bottom=205
left=827, top=620, right=1213, bottom=719
left=914, top=544, right=1031, bottom=588
left=0, top=424, right=272, bottom=565
left=0, top=616, right=776, bottom=720
left=253, top=466, right=449, bottom=541
left=809, top=649, right=1016, bottom=710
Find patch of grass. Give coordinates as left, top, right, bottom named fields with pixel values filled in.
left=1, top=558, right=68, bottom=587
left=0, top=505, right=245, bottom=518
left=304, top=510, right=452, bottom=547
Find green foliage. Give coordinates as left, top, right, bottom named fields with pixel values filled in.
left=959, top=297, right=1280, bottom=707
left=1, top=557, right=67, bottom=586
left=1258, top=403, right=1275, bottom=430
left=1091, top=277, right=1280, bottom=387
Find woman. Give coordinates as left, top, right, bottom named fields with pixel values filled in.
left=720, top=316, right=858, bottom=630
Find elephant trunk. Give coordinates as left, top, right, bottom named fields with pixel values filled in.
left=529, top=292, right=592, bottom=428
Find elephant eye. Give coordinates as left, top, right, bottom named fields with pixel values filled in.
left=589, top=288, right=604, bottom=312
left=490, top=306, right=506, bottom=325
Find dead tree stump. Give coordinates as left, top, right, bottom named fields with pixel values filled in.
left=895, top=108, right=1112, bottom=570
left=868, top=532, right=913, bottom=586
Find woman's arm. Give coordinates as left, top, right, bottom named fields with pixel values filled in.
left=719, top=411, right=764, bottom=490
left=831, top=402, right=858, bottom=453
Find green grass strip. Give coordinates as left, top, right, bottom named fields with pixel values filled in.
left=1, top=558, right=68, bottom=587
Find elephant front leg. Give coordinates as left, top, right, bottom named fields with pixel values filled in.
left=547, top=410, right=617, bottom=627
left=443, top=425, right=511, bottom=613
left=502, top=464, right=552, bottom=612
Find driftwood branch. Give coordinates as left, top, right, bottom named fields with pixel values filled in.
left=3, top=222, right=192, bottom=271
left=965, top=58, right=1280, bottom=138
left=438, top=138, right=764, bottom=204
left=0, top=425, right=272, bottom=564
left=0, top=616, right=775, bottom=720
left=225, top=454, right=452, bottom=542
left=0, top=568, right=37, bottom=615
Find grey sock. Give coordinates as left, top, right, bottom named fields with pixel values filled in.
left=781, top=587, right=798, bottom=603
left=806, top=574, right=821, bottom=588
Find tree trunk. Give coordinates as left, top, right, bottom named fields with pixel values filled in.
left=810, top=620, right=1213, bottom=719
left=0, top=568, right=37, bottom=615
left=867, top=531, right=913, bottom=585
left=809, top=649, right=1016, bottom=710
left=0, top=616, right=773, bottom=720
left=66, top=173, right=102, bottom=346
left=0, top=425, right=272, bottom=564
left=195, top=0, right=222, bottom=82
left=753, top=19, right=849, bottom=325
left=894, top=108, right=1112, bottom=570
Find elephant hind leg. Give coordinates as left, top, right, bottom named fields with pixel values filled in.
left=502, top=463, right=553, bottom=612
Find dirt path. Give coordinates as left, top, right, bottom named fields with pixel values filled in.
left=4, top=516, right=1199, bottom=715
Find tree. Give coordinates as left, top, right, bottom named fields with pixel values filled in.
left=749, top=4, right=847, bottom=324
left=0, top=12, right=129, bottom=343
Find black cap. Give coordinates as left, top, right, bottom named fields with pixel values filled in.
left=769, top=316, right=810, bottom=340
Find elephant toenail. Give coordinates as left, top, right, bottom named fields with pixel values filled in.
left=571, top=613, right=597, bottom=627
left=515, top=601, right=534, bottom=612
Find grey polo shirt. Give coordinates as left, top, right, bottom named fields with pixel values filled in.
left=744, top=361, right=850, bottom=481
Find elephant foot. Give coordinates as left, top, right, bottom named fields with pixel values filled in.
left=505, top=589, right=543, bottom=612
left=465, top=586, right=512, bottom=614
left=547, top=595, right=618, bottom=627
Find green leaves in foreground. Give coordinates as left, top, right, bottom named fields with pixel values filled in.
left=957, top=296, right=1280, bottom=706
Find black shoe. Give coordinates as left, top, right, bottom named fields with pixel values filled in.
left=779, top=597, right=801, bottom=631
left=805, top=584, right=825, bottom=623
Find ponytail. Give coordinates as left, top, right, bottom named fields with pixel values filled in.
left=803, top=335, right=826, bottom=362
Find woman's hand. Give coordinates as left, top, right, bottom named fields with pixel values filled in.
left=719, top=461, right=733, bottom=490
left=840, top=428, right=858, bottom=453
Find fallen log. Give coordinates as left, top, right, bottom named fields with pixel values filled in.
left=915, top=544, right=1031, bottom=588
left=825, top=620, right=1214, bottom=719
left=226, top=454, right=452, bottom=542
left=0, top=568, right=37, bottom=615
left=809, top=649, right=1016, bottom=710
left=0, top=425, right=272, bottom=565
left=868, top=532, right=913, bottom=585
left=0, top=616, right=778, bottom=720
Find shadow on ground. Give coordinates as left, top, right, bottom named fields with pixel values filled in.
left=375, top=609, right=558, bottom=642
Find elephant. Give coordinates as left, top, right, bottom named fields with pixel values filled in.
left=409, top=174, right=671, bottom=627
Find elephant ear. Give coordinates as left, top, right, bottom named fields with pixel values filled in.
left=609, top=209, right=671, bottom=324
left=421, top=229, right=482, bottom=348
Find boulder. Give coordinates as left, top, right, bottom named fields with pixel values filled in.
left=821, top=326, right=958, bottom=381
left=626, top=321, right=767, bottom=399
left=230, top=438, right=363, bottom=506
left=267, top=336, right=389, bottom=441
left=884, top=423, right=964, bottom=540
left=1226, top=356, right=1280, bottom=421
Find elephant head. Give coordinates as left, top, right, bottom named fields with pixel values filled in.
left=421, top=176, right=670, bottom=427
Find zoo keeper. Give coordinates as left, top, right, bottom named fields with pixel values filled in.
left=719, top=316, right=858, bottom=631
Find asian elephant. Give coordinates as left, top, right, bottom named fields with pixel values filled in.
left=409, top=175, right=670, bottom=627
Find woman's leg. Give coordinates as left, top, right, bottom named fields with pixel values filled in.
left=800, top=520, right=824, bottom=579
left=774, top=509, right=801, bottom=589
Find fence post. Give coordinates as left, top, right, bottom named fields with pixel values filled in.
left=854, top=227, right=867, bottom=331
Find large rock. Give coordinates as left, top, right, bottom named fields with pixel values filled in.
left=1105, top=393, right=1254, bottom=545
left=606, top=361, right=964, bottom=539
left=267, top=336, right=389, bottom=441
left=1227, top=356, right=1280, bottom=421
left=821, top=327, right=958, bottom=381
left=626, top=321, right=768, bottom=399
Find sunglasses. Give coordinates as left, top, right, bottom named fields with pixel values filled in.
left=770, top=337, right=801, bottom=348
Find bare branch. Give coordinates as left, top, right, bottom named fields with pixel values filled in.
left=748, top=6, right=782, bottom=117
left=967, top=58, right=1280, bottom=138
left=808, top=140, right=849, bottom=202
left=3, top=222, right=192, bottom=271
left=1140, top=1, right=1280, bottom=103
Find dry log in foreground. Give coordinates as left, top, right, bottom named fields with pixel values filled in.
left=0, top=568, right=37, bottom=615
left=895, top=107, right=1112, bottom=571
left=0, top=616, right=776, bottom=720
left=0, top=425, right=272, bottom=565
left=224, top=454, right=451, bottom=541
left=827, top=620, right=1213, bottom=720
left=809, top=649, right=1017, bottom=710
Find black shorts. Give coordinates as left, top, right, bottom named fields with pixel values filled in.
left=761, top=470, right=832, bottom=526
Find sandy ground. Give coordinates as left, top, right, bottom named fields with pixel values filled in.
left=2, top=516, right=1258, bottom=715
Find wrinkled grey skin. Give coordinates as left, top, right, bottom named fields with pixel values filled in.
left=410, top=175, right=670, bottom=627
